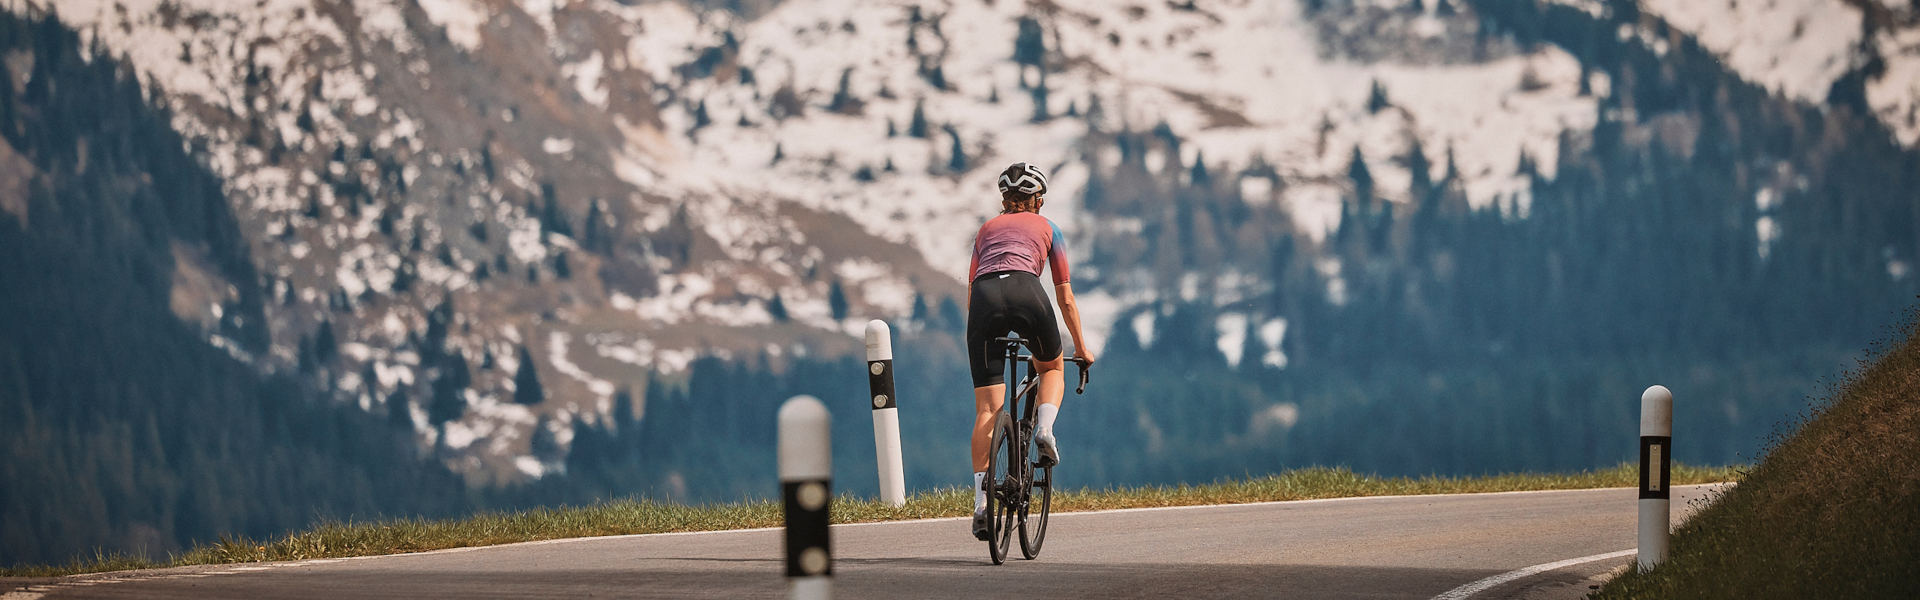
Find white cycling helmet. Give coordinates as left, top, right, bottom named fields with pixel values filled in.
left=997, top=162, right=1048, bottom=196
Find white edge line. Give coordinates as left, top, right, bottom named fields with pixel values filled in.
left=56, top=483, right=1733, bottom=577
left=1431, top=549, right=1636, bottom=600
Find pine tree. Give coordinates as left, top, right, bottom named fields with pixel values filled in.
left=938, top=296, right=964, bottom=331
left=1030, top=77, right=1051, bottom=122
left=530, top=418, right=562, bottom=463
left=1082, top=165, right=1107, bottom=211
left=514, top=345, right=545, bottom=405
left=387, top=389, right=413, bottom=430
left=911, top=292, right=930, bottom=324
left=0, top=58, right=14, bottom=142
left=429, top=350, right=470, bottom=427
left=613, top=387, right=636, bottom=431
left=582, top=199, right=609, bottom=254
left=828, top=281, right=850, bottom=322
left=769, top=293, right=790, bottom=322
left=909, top=99, right=930, bottom=138
left=1347, top=145, right=1375, bottom=210
left=1367, top=79, right=1391, bottom=114
left=947, top=126, right=968, bottom=172
left=314, top=319, right=338, bottom=365
left=1406, top=137, right=1434, bottom=200
left=923, top=62, right=948, bottom=90
left=424, top=298, right=453, bottom=363
left=1013, top=16, right=1046, bottom=69
left=691, top=98, right=712, bottom=130
left=539, top=182, right=572, bottom=239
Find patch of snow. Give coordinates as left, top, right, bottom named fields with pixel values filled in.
left=1131, top=311, right=1157, bottom=349
left=1216, top=312, right=1249, bottom=366
left=443, top=421, right=478, bottom=449
left=1259, top=318, right=1288, bottom=369
left=1868, top=26, right=1920, bottom=145
left=358, top=2, right=416, bottom=55
left=1249, top=402, right=1299, bottom=437
left=566, top=51, right=609, bottom=108
left=418, top=0, right=488, bottom=51
left=1639, top=0, right=1862, bottom=104
left=549, top=331, right=618, bottom=401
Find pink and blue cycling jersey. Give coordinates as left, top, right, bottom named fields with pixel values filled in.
left=968, top=212, right=1070, bottom=285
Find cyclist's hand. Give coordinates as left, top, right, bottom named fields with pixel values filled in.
left=1077, top=349, right=1096, bottom=366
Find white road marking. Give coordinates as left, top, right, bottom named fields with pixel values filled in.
left=1431, top=549, right=1636, bottom=600
left=0, top=590, right=46, bottom=600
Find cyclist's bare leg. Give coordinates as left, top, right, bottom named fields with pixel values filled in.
left=1033, top=355, right=1065, bottom=410
left=1032, top=355, right=1065, bottom=465
left=970, top=384, right=1005, bottom=471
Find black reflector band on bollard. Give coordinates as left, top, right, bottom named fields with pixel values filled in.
left=867, top=360, right=895, bottom=410
left=783, top=478, right=832, bottom=577
left=1638, top=436, right=1672, bottom=500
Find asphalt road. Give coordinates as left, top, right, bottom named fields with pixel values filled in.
left=2, top=484, right=1728, bottom=600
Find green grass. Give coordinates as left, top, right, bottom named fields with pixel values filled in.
left=1592, top=322, right=1920, bottom=599
left=2, top=463, right=1738, bottom=578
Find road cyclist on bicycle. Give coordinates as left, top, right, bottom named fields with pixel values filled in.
left=966, top=162, right=1095, bottom=541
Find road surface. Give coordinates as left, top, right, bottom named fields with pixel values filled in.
left=1, top=484, right=1728, bottom=599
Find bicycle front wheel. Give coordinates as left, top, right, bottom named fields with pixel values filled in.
left=984, top=412, right=1017, bottom=564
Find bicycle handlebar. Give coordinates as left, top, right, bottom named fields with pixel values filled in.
left=1067, top=356, right=1091, bottom=395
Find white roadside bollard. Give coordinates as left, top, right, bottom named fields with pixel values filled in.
left=1637, top=385, right=1673, bottom=571
left=864, top=320, right=906, bottom=508
left=779, top=396, right=832, bottom=600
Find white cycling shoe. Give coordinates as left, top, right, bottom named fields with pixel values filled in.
left=1035, top=431, right=1060, bottom=467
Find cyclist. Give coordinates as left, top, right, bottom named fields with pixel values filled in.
left=967, top=162, right=1094, bottom=540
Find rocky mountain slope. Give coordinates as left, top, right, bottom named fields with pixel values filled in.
left=29, top=0, right=1920, bottom=482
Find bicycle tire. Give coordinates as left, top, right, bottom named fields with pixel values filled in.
left=985, top=412, right=1016, bottom=564
left=1019, top=448, right=1051, bottom=559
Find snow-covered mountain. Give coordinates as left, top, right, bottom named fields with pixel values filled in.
left=1612, top=0, right=1920, bottom=145
left=37, top=0, right=1912, bottom=481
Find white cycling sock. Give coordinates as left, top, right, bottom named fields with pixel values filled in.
left=973, top=472, right=987, bottom=511
left=1036, top=403, right=1059, bottom=438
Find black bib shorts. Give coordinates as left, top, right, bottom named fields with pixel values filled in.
left=966, top=270, right=1062, bottom=387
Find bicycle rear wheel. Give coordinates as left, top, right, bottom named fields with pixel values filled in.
left=1018, top=449, right=1052, bottom=559
left=984, top=413, right=1017, bottom=564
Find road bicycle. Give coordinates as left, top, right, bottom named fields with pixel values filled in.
left=983, top=335, right=1090, bottom=564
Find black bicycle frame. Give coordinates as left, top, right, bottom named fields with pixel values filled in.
left=991, top=336, right=1089, bottom=439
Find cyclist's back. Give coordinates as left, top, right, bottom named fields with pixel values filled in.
left=966, top=211, right=1069, bottom=388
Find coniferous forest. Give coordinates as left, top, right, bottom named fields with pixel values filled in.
left=0, top=12, right=472, bottom=567
left=6, top=0, right=1920, bottom=569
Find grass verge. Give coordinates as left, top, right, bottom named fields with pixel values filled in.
left=1592, top=321, right=1920, bottom=599
left=2, top=463, right=1737, bottom=578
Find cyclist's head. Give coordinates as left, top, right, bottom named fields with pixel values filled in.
left=997, top=162, right=1047, bottom=214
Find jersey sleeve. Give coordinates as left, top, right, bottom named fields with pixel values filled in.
left=967, top=225, right=983, bottom=282
left=1047, top=219, right=1070, bottom=285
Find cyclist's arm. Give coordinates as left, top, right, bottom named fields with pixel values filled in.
left=1054, top=282, right=1091, bottom=363
left=1046, top=220, right=1092, bottom=363
left=966, top=246, right=979, bottom=306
